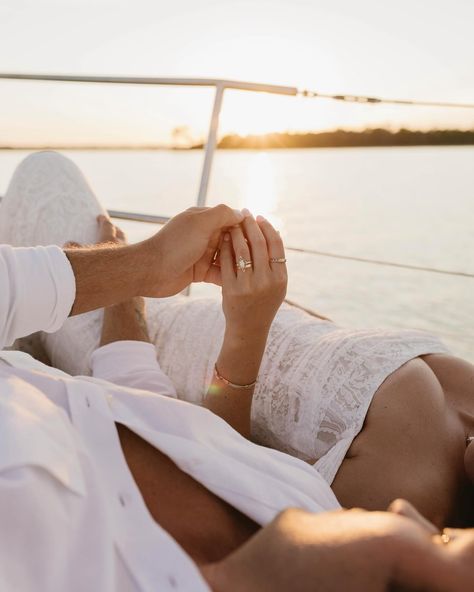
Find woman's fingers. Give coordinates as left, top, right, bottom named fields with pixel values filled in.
left=256, top=216, right=285, bottom=260
left=256, top=215, right=287, bottom=281
left=220, top=232, right=237, bottom=286
left=230, top=225, right=252, bottom=274
left=241, top=209, right=269, bottom=272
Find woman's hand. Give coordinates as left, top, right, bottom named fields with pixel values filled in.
left=220, top=211, right=287, bottom=338
left=203, top=211, right=287, bottom=438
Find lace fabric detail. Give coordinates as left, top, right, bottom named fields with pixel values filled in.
left=40, top=297, right=449, bottom=483
left=0, top=151, right=450, bottom=484
left=0, top=151, right=106, bottom=247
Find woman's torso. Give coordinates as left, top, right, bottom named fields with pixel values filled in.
left=332, top=354, right=474, bottom=527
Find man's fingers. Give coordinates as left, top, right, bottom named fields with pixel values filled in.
left=198, top=204, right=244, bottom=233
left=387, top=499, right=439, bottom=536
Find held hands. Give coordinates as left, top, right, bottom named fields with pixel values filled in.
left=145, top=205, right=244, bottom=297
left=219, top=210, right=287, bottom=338
left=203, top=211, right=286, bottom=437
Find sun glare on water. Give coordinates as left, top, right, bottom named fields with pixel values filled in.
left=240, top=153, right=283, bottom=231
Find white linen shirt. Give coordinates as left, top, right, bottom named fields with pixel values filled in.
left=0, top=244, right=340, bottom=592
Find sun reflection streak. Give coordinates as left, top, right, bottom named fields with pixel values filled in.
left=240, top=153, right=284, bottom=232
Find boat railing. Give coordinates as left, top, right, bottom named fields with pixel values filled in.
left=0, top=73, right=473, bottom=281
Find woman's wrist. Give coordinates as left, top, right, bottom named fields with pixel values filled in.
left=223, top=322, right=271, bottom=344
left=217, top=326, right=268, bottom=386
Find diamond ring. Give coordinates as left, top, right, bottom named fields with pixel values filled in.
left=236, top=256, right=253, bottom=272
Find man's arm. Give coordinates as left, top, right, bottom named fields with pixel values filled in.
left=202, top=504, right=474, bottom=592
left=66, top=204, right=243, bottom=315
left=0, top=205, right=242, bottom=350
left=0, top=244, right=75, bottom=350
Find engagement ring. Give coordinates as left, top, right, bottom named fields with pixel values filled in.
left=236, top=256, right=252, bottom=272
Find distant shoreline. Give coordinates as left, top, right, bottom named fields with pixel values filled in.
left=214, top=129, right=474, bottom=150
left=2, top=128, right=474, bottom=151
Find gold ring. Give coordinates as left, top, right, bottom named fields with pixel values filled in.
left=236, top=256, right=253, bottom=272
left=269, top=257, right=287, bottom=264
left=211, top=248, right=220, bottom=266
left=440, top=530, right=451, bottom=545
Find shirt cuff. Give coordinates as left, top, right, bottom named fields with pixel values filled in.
left=90, top=341, right=177, bottom=398
left=91, top=340, right=158, bottom=378
left=43, top=246, right=76, bottom=333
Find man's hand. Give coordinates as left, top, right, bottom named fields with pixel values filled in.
left=66, top=205, right=243, bottom=315
left=202, top=504, right=474, bottom=592
left=143, top=205, right=244, bottom=297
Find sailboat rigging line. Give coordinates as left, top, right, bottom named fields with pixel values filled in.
left=286, top=246, right=474, bottom=279
left=299, top=90, right=474, bottom=110
left=0, top=197, right=470, bottom=278
left=1, top=74, right=474, bottom=109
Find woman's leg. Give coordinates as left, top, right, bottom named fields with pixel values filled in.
left=0, top=151, right=108, bottom=371
left=0, top=150, right=225, bottom=381
left=0, top=150, right=106, bottom=247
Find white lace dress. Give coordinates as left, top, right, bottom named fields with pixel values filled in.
left=0, top=151, right=450, bottom=483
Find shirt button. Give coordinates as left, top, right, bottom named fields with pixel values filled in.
left=118, top=492, right=132, bottom=507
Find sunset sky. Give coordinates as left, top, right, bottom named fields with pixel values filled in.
left=1, top=0, right=473, bottom=146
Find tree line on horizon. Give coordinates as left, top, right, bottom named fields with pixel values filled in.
left=213, top=128, right=474, bottom=149
left=3, top=128, right=474, bottom=151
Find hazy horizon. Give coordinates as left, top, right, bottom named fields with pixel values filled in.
left=1, top=127, right=473, bottom=150
left=1, top=0, right=473, bottom=146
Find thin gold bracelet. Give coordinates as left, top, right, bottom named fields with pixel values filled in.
left=214, top=364, right=257, bottom=390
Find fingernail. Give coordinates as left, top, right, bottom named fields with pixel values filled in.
left=256, top=215, right=265, bottom=223
left=233, top=208, right=244, bottom=219
left=223, top=233, right=230, bottom=242
left=241, top=208, right=252, bottom=217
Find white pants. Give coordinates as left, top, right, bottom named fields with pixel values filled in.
left=0, top=151, right=449, bottom=483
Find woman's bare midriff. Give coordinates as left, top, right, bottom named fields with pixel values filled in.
left=115, top=353, right=474, bottom=566
left=331, top=354, right=469, bottom=527
left=116, top=424, right=259, bottom=566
